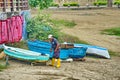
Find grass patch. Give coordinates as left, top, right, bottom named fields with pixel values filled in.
left=101, top=27, right=120, bottom=57
left=109, top=50, right=120, bottom=57
left=101, top=27, right=120, bottom=36
left=51, top=19, right=76, bottom=28
left=58, top=33, right=89, bottom=44
left=0, top=64, right=7, bottom=71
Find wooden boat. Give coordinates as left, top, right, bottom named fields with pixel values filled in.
left=3, top=45, right=50, bottom=62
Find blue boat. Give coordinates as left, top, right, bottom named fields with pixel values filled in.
left=27, top=40, right=87, bottom=60
left=3, top=45, right=50, bottom=62
left=74, top=44, right=110, bottom=59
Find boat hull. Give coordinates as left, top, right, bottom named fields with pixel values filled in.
left=27, top=40, right=87, bottom=60
left=74, top=44, right=110, bottom=59
left=3, top=45, right=50, bottom=62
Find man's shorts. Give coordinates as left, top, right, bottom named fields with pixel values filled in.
left=53, top=49, right=60, bottom=59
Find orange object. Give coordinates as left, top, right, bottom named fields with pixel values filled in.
left=0, top=51, right=6, bottom=59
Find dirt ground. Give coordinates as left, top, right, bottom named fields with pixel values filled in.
left=0, top=8, right=120, bottom=80
left=0, top=57, right=120, bottom=80
left=48, top=8, right=120, bottom=54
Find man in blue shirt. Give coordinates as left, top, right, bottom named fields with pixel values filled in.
left=48, top=34, right=61, bottom=68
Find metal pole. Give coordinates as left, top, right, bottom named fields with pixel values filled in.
left=6, top=55, right=9, bottom=66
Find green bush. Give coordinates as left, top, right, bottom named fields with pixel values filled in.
left=28, top=0, right=53, bottom=9
left=63, top=3, right=70, bottom=6
left=114, top=0, right=120, bottom=5
left=70, top=2, right=79, bottom=6
left=114, top=1, right=120, bottom=5
left=26, top=13, right=59, bottom=40
left=94, top=1, right=107, bottom=5
left=63, top=2, right=79, bottom=7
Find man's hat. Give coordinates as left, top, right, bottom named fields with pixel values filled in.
left=48, top=34, right=53, bottom=38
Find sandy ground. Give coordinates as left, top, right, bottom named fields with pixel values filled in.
left=0, top=8, right=120, bottom=80
left=0, top=57, right=120, bottom=80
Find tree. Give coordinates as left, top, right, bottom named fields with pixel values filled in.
left=107, top=0, right=113, bottom=7
left=28, top=0, right=53, bottom=9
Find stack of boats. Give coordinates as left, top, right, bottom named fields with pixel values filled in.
left=1, top=40, right=110, bottom=63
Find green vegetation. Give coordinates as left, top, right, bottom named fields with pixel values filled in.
left=101, top=27, right=120, bottom=57
left=27, top=0, right=86, bottom=44
left=101, top=27, right=120, bottom=36
left=58, top=33, right=88, bottom=44
left=26, top=12, right=87, bottom=44
left=51, top=19, right=76, bottom=28
left=26, top=13, right=59, bottom=40
left=28, top=0, right=53, bottom=9
left=0, top=64, right=7, bottom=71
left=114, top=0, right=120, bottom=5
left=93, top=0, right=107, bottom=6
left=93, top=0, right=120, bottom=6
left=6, top=41, right=28, bottom=49
left=63, top=2, right=79, bottom=7
left=94, top=2, right=107, bottom=6
left=63, top=3, right=69, bottom=6
left=50, top=3, right=59, bottom=7
left=109, top=50, right=120, bottom=57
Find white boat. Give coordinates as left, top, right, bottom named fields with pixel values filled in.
left=74, top=44, right=110, bottom=59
